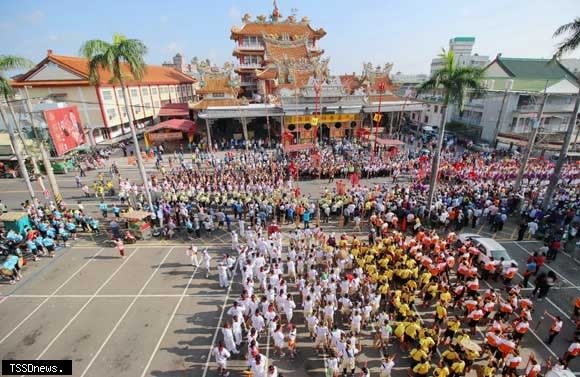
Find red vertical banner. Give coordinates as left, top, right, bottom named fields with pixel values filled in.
left=43, top=106, right=86, bottom=156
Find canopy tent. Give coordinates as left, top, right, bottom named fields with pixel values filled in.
left=144, top=119, right=197, bottom=148
left=375, top=138, right=405, bottom=146
left=283, top=143, right=316, bottom=152
left=158, top=103, right=190, bottom=117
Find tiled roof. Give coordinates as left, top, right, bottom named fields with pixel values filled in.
left=339, top=74, right=362, bottom=94
left=231, top=23, right=326, bottom=39
left=197, top=75, right=238, bottom=96
left=264, top=40, right=309, bottom=62
left=287, top=69, right=313, bottom=88
left=256, top=68, right=278, bottom=80
left=13, top=52, right=195, bottom=87
left=493, top=57, right=577, bottom=81
left=190, top=98, right=242, bottom=110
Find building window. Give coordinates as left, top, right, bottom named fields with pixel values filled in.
left=151, top=87, right=158, bottom=95
left=141, top=87, right=149, bottom=96
left=170, top=86, right=175, bottom=92
left=136, top=105, right=141, bottom=114
left=102, top=90, right=113, bottom=101
left=434, top=105, right=438, bottom=113
left=154, top=101, right=160, bottom=108
left=144, top=103, right=151, bottom=111
left=424, top=116, right=429, bottom=123
left=130, top=89, right=138, bottom=97
left=116, top=89, right=125, bottom=101
left=106, top=108, right=116, bottom=119
left=212, top=93, right=225, bottom=98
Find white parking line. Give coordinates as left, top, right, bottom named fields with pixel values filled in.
left=33, top=248, right=140, bottom=361
left=79, top=246, right=176, bottom=377
left=0, top=247, right=106, bottom=345
left=139, top=263, right=200, bottom=377
left=201, top=258, right=240, bottom=377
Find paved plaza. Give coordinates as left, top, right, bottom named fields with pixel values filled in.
left=1, top=233, right=580, bottom=376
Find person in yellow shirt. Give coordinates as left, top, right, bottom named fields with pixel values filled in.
left=443, top=317, right=461, bottom=345
left=435, top=301, right=448, bottom=325
left=404, top=320, right=421, bottom=348
left=412, top=361, right=431, bottom=377
left=419, top=335, right=436, bottom=351
left=410, top=347, right=428, bottom=367
left=450, top=359, right=465, bottom=377
left=441, top=347, right=459, bottom=365
left=433, top=361, right=450, bottom=377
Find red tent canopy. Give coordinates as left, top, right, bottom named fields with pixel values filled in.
left=158, top=103, right=189, bottom=117
left=145, top=119, right=197, bottom=134
left=376, top=138, right=404, bottom=146
left=283, top=143, right=315, bottom=152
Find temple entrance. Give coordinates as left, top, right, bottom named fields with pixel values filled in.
left=317, top=123, right=331, bottom=142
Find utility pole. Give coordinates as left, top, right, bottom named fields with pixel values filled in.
left=514, top=88, right=548, bottom=193
left=0, top=101, right=35, bottom=201
left=542, top=87, right=580, bottom=210
left=426, top=104, right=448, bottom=219
left=23, top=87, right=61, bottom=202
left=491, top=79, right=513, bottom=147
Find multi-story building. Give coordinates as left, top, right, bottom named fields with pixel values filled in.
left=450, top=55, right=580, bottom=149
left=430, top=37, right=489, bottom=75
left=230, top=2, right=326, bottom=97
left=11, top=50, right=197, bottom=144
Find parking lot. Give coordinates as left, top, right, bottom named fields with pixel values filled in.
left=0, top=233, right=578, bottom=376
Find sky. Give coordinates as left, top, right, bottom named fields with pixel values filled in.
left=1, top=0, right=579, bottom=76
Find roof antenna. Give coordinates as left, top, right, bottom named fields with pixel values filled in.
left=291, top=7, right=298, bottom=17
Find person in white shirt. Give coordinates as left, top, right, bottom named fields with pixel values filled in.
left=272, top=324, right=286, bottom=357
left=222, top=322, right=238, bottom=354
left=380, top=354, right=395, bottom=377
left=218, top=263, right=229, bottom=288
left=350, top=310, right=362, bottom=334
left=283, top=294, right=296, bottom=323
left=314, top=321, right=329, bottom=351
left=211, top=341, right=231, bottom=376
left=341, top=340, right=358, bottom=376
left=186, top=244, right=199, bottom=267
left=231, top=231, right=238, bottom=251
left=203, top=249, right=211, bottom=278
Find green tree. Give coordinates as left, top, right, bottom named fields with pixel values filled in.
left=419, top=50, right=484, bottom=217
left=80, top=34, right=153, bottom=210
left=542, top=18, right=580, bottom=210
left=0, top=55, right=36, bottom=200
left=553, top=17, right=580, bottom=58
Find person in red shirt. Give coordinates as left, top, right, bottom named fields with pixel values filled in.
left=563, top=337, right=580, bottom=366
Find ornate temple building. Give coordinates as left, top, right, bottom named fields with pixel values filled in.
left=231, top=1, right=325, bottom=97
left=193, top=2, right=426, bottom=149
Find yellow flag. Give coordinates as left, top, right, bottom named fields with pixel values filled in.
left=373, top=113, right=382, bottom=123
left=311, top=117, right=319, bottom=126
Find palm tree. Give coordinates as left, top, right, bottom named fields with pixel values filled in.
left=0, top=55, right=36, bottom=200
left=80, top=34, right=153, bottom=210
left=542, top=19, right=580, bottom=210
left=419, top=50, right=484, bottom=218
left=553, top=17, right=580, bottom=58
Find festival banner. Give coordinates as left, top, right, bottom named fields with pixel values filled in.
left=43, top=106, right=86, bottom=156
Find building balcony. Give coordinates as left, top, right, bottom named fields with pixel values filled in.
left=516, top=103, right=575, bottom=114
left=237, top=43, right=264, bottom=50
left=236, top=63, right=262, bottom=70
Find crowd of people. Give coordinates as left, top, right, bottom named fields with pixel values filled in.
left=207, top=220, right=579, bottom=377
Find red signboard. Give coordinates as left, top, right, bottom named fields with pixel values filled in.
left=43, top=106, right=86, bottom=156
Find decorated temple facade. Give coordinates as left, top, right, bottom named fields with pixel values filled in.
left=193, top=2, right=426, bottom=148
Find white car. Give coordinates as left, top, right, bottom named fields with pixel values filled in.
left=472, top=237, right=518, bottom=269
left=457, top=233, right=482, bottom=244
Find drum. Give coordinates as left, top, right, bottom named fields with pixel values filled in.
left=1, top=268, right=13, bottom=277
left=18, top=257, right=23, bottom=268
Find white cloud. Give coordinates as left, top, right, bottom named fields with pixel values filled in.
left=22, top=10, right=44, bottom=24
left=160, top=15, right=168, bottom=24
left=228, top=6, right=241, bottom=25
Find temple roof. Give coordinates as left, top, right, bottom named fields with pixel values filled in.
left=230, top=22, right=326, bottom=39
left=190, top=98, right=243, bottom=110
left=339, top=74, right=362, bottom=94
left=256, top=68, right=278, bottom=80
left=196, top=74, right=239, bottom=96
left=264, top=38, right=310, bottom=62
